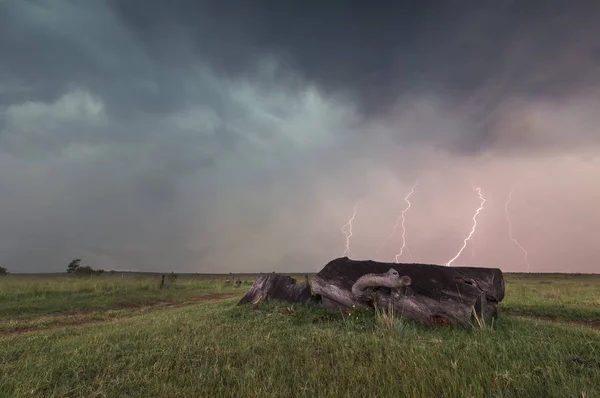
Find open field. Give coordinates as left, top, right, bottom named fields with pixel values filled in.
left=1, top=272, right=599, bottom=397
left=0, top=273, right=256, bottom=321
left=502, top=273, right=600, bottom=324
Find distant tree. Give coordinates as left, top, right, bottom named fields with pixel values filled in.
left=0, top=266, right=7, bottom=276
left=168, top=271, right=178, bottom=282
left=67, top=259, right=104, bottom=277
left=72, top=266, right=105, bottom=276
left=74, top=265, right=94, bottom=276
left=67, top=259, right=81, bottom=274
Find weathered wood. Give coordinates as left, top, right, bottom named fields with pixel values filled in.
left=312, top=257, right=504, bottom=326
left=238, top=274, right=313, bottom=305
left=351, top=268, right=412, bottom=302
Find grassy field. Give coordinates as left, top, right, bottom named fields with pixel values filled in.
left=0, top=272, right=599, bottom=397
left=0, top=273, right=251, bottom=321
left=502, top=273, right=600, bottom=323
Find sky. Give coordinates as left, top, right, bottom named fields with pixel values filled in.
left=1, top=0, right=599, bottom=274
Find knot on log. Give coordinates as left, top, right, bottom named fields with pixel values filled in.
left=351, top=268, right=412, bottom=302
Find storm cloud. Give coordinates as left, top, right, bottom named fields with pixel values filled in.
left=1, top=0, right=599, bottom=273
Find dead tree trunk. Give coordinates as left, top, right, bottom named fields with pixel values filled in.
left=238, top=274, right=313, bottom=306
left=312, top=257, right=504, bottom=326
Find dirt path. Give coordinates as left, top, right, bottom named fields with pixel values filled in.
left=0, top=293, right=240, bottom=336
left=513, top=314, right=600, bottom=331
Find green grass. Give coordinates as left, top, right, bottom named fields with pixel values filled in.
left=0, top=272, right=599, bottom=397
left=1, top=299, right=599, bottom=398
left=0, top=274, right=251, bottom=320
left=502, top=273, right=600, bottom=321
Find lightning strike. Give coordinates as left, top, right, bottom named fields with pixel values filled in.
left=376, top=180, right=419, bottom=261
left=446, top=186, right=486, bottom=266
left=504, top=188, right=531, bottom=272
left=394, top=180, right=419, bottom=263
left=341, top=203, right=358, bottom=257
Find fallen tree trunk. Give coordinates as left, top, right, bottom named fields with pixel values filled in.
left=312, top=257, right=504, bottom=326
left=238, top=258, right=505, bottom=327
left=238, top=274, right=313, bottom=306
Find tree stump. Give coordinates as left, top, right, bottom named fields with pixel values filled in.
left=238, top=274, right=313, bottom=306
left=312, top=257, right=504, bottom=326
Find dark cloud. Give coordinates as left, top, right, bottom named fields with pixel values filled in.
left=107, top=2, right=600, bottom=99
left=0, top=0, right=598, bottom=273
left=3, top=1, right=600, bottom=154
left=100, top=0, right=600, bottom=156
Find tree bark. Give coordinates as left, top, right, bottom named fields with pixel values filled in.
left=238, top=274, right=313, bottom=306
left=312, top=257, right=504, bottom=326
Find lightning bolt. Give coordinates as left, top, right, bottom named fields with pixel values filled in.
left=446, top=186, right=486, bottom=266
left=394, top=180, right=419, bottom=263
left=376, top=180, right=418, bottom=260
left=341, top=203, right=358, bottom=257
left=504, top=188, right=531, bottom=272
